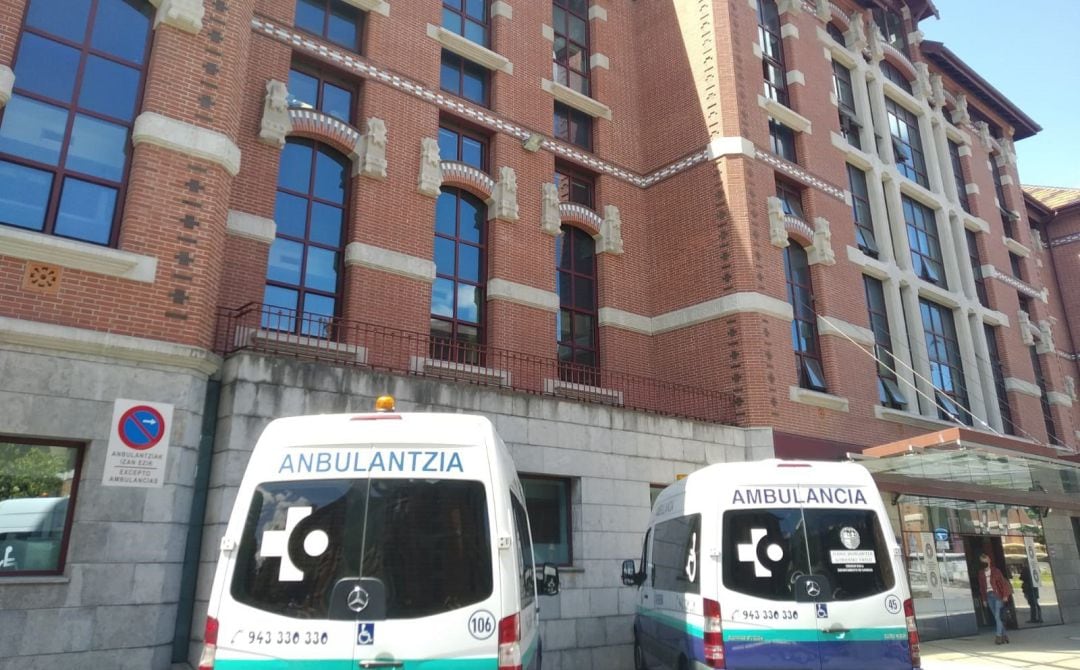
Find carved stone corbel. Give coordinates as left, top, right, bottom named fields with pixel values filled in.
left=951, top=94, right=970, bottom=126
left=974, top=121, right=993, bottom=150
left=868, top=21, right=885, bottom=63
left=258, top=79, right=291, bottom=148
left=777, top=0, right=803, bottom=15
left=418, top=137, right=443, bottom=197
left=1036, top=320, right=1056, bottom=355
left=767, top=197, right=789, bottom=248
left=0, top=66, right=13, bottom=108
left=1018, top=309, right=1035, bottom=346
left=1067, top=376, right=1078, bottom=402
left=1031, top=229, right=1044, bottom=253
left=599, top=205, right=623, bottom=254
left=490, top=166, right=519, bottom=221
left=807, top=217, right=836, bottom=266
left=847, top=14, right=867, bottom=52
left=353, top=117, right=387, bottom=179
left=914, top=63, right=932, bottom=101
left=930, top=74, right=945, bottom=109
left=814, top=0, right=831, bottom=21
left=152, top=0, right=204, bottom=34
left=541, top=183, right=561, bottom=235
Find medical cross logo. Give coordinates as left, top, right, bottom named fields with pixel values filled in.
left=259, top=506, right=331, bottom=581
left=736, top=528, right=785, bottom=578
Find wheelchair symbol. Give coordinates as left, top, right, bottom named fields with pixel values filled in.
left=357, top=623, right=375, bottom=645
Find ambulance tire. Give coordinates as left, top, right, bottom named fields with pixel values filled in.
left=677, top=655, right=689, bottom=670
left=633, top=636, right=648, bottom=670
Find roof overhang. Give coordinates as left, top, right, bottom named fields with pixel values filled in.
left=920, top=41, right=1041, bottom=140
left=852, top=427, right=1080, bottom=512
left=855, top=0, right=939, bottom=22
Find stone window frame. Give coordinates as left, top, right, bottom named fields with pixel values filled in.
left=965, top=229, right=987, bottom=306
left=832, top=60, right=861, bottom=150
left=757, top=0, right=790, bottom=107
left=1029, top=345, right=1061, bottom=445
left=0, top=0, right=155, bottom=248
left=293, top=0, right=366, bottom=54
left=847, top=164, right=879, bottom=257
left=556, top=223, right=601, bottom=385
left=552, top=0, right=592, bottom=98
left=919, top=298, right=971, bottom=425
left=863, top=275, right=907, bottom=409
left=885, top=97, right=929, bottom=188
left=947, top=139, right=970, bottom=213
left=784, top=241, right=827, bottom=393
left=0, top=436, right=85, bottom=578
left=990, top=154, right=1017, bottom=239
left=554, top=101, right=593, bottom=152
left=264, top=138, right=351, bottom=339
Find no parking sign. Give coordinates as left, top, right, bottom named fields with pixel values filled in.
left=102, top=399, right=174, bottom=488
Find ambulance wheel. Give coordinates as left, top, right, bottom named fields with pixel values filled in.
left=677, top=656, right=689, bottom=670
left=633, top=636, right=647, bottom=670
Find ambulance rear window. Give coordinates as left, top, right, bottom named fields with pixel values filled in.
left=723, top=508, right=894, bottom=601
left=231, top=478, right=492, bottom=619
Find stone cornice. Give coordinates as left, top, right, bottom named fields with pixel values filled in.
left=426, top=24, right=512, bottom=74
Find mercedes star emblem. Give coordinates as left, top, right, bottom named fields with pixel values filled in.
left=347, top=585, right=370, bottom=613
left=805, top=580, right=821, bottom=598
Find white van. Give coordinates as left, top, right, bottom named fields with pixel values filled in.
left=198, top=399, right=558, bottom=670
left=621, top=460, right=920, bottom=670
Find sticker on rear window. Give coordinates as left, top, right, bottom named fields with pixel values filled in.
left=357, top=623, right=375, bottom=645
left=840, top=527, right=861, bottom=549
left=468, top=610, right=496, bottom=640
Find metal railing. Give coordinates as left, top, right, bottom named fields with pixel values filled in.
left=215, top=303, right=736, bottom=424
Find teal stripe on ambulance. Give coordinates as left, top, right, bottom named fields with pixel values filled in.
left=637, top=607, right=906, bottom=644
left=215, top=659, right=497, bottom=669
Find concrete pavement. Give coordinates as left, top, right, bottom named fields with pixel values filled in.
left=922, top=623, right=1080, bottom=669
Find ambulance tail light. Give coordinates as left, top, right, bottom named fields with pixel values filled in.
left=197, top=616, right=219, bottom=670
left=498, top=612, right=522, bottom=670
left=703, top=597, right=726, bottom=668
left=904, top=598, right=921, bottom=669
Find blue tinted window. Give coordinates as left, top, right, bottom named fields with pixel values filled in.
left=459, top=196, right=482, bottom=243
left=295, top=0, right=324, bottom=35
left=435, top=191, right=457, bottom=235
left=25, top=0, right=92, bottom=42
left=301, top=294, right=335, bottom=337
left=14, top=34, right=80, bottom=103
left=464, top=21, right=485, bottom=45
left=438, top=128, right=459, bottom=162
left=80, top=56, right=140, bottom=121
left=0, top=161, right=53, bottom=231
left=443, top=9, right=462, bottom=34
left=304, top=247, right=338, bottom=292
left=440, top=55, right=462, bottom=96
left=327, top=2, right=359, bottom=49
left=314, top=151, right=347, bottom=204
left=458, top=244, right=480, bottom=282
left=279, top=141, right=313, bottom=192
left=434, top=236, right=455, bottom=276
left=263, top=286, right=299, bottom=330
left=309, top=202, right=343, bottom=246
left=461, top=137, right=483, bottom=169
left=456, top=285, right=479, bottom=321
left=0, top=96, right=68, bottom=166
left=53, top=178, right=116, bottom=244
left=287, top=69, right=319, bottom=110
left=268, top=238, right=304, bottom=284
left=462, top=63, right=486, bottom=104
left=91, top=0, right=152, bottom=64
left=432, top=278, right=455, bottom=317
left=321, top=83, right=352, bottom=123
left=275, top=192, right=308, bottom=238
left=66, top=115, right=128, bottom=181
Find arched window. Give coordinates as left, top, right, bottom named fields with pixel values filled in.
left=431, top=187, right=486, bottom=363
left=263, top=138, right=348, bottom=337
left=0, top=0, right=153, bottom=246
left=556, top=224, right=598, bottom=383
left=784, top=242, right=826, bottom=392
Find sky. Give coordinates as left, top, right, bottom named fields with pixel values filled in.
left=920, top=0, right=1080, bottom=189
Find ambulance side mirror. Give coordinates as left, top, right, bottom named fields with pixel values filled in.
left=622, top=559, right=645, bottom=587
left=540, top=563, right=560, bottom=596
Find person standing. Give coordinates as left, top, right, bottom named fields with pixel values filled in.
left=1019, top=564, right=1043, bottom=623
left=978, top=553, right=1013, bottom=644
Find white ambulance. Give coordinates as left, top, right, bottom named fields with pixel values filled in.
left=198, top=397, right=558, bottom=670
left=622, top=460, right=920, bottom=670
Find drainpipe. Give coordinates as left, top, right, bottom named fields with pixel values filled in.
left=172, top=377, right=221, bottom=664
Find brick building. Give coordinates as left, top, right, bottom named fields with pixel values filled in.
left=1, top=0, right=1079, bottom=666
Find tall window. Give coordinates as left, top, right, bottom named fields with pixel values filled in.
left=286, top=65, right=354, bottom=123
left=886, top=99, right=928, bottom=187
left=769, top=120, right=797, bottom=162
left=984, top=324, right=1013, bottom=434
left=552, top=0, right=590, bottom=96
left=990, top=156, right=1016, bottom=239
left=920, top=299, right=970, bottom=425
left=440, top=50, right=489, bottom=106
left=948, top=140, right=970, bottom=213
left=554, top=102, right=592, bottom=151
left=826, top=22, right=846, bottom=45
left=264, top=139, right=348, bottom=337
left=295, top=0, right=363, bottom=51
left=785, top=243, right=826, bottom=392
left=757, top=0, right=789, bottom=106
left=880, top=61, right=912, bottom=95
left=832, top=61, right=861, bottom=150
left=438, top=123, right=487, bottom=170
left=555, top=165, right=595, bottom=208
left=1009, top=252, right=1024, bottom=281
left=871, top=7, right=908, bottom=56
left=443, top=0, right=489, bottom=46
left=557, top=225, right=598, bottom=380
left=966, top=229, right=987, bottom=306
left=0, top=438, right=83, bottom=576
left=848, top=165, right=879, bottom=257
left=432, top=188, right=486, bottom=363
left=903, top=196, right=946, bottom=286
left=864, top=277, right=906, bottom=408
left=0, top=0, right=153, bottom=246
left=1030, top=347, right=1060, bottom=445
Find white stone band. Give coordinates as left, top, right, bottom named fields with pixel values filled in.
left=132, top=112, right=241, bottom=176
left=226, top=210, right=276, bottom=244
left=344, top=242, right=435, bottom=283
left=0, top=225, right=157, bottom=283
left=486, top=279, right=559, bottom=312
